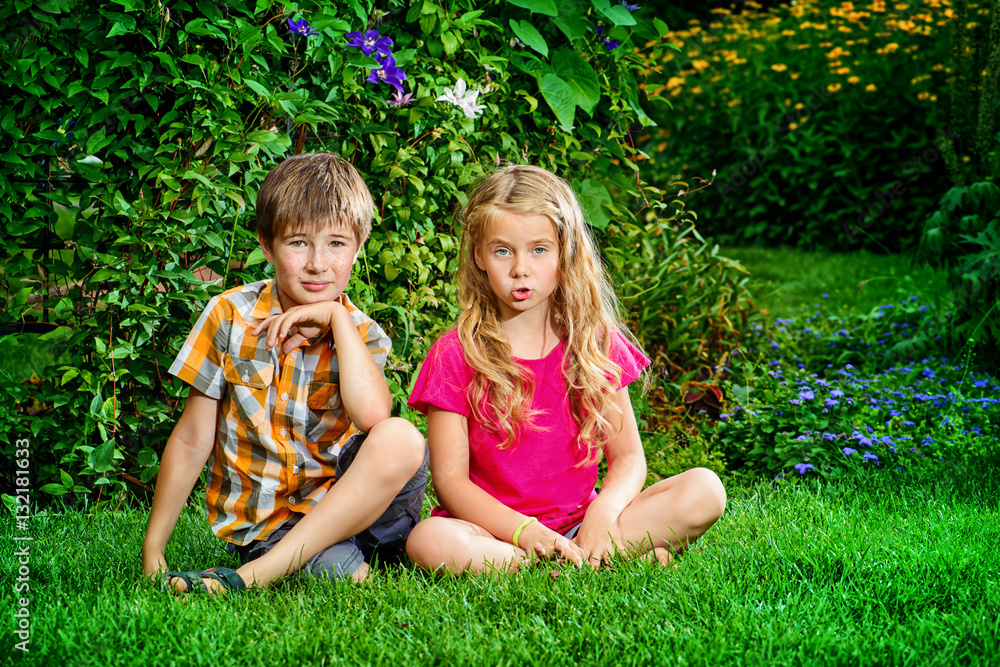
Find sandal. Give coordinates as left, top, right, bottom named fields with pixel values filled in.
left=161, top=567, right=246, bottom=595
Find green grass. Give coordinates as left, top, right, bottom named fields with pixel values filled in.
left=2, top=464, right=998, bottom=666
left=721, top=246, right=950, bottom=320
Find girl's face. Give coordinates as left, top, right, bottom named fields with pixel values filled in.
left=474, top=211, right=560, bottom=323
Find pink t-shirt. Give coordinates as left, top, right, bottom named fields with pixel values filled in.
left=408, top=330, right=650, bottom=532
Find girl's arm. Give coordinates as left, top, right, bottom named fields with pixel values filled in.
left=427, top=406, right=583, bottom=564
left=574, top=387, right=647, bottom=565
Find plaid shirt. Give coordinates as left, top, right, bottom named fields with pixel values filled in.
left=168, top=279, right=391, bottom=545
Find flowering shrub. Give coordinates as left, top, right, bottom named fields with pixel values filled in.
left=3, top=0, right=737, bottom=503
left=708, top=301, right=1000, bottom=480
left=641, top=0, right=984, bottom=251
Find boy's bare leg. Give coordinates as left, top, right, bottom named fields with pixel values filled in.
left=169, top=417, right=424, bottom=593
left=406, top=516, right=529, bottom=574
left=614, top=467, right=727, bottom=561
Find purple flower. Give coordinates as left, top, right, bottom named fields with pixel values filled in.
left=366, top=55, right=407, bottom=93
left=388, top=89, right=414, bottom=108
left=842, top=447, right=858, bottom=456
left=830, top=389, right=845, bottom=399
left=346, top=30, right=393, bottom=58
left=824, top=398, right=840, bottom=407
left=794, top=462, right=815, bottom=475
left=863, top=451, right=879, bottom=463
left=596, top=25, right=621, bottom=50
left=619, top=1, right=641, bottom=10
left=974, top=379, right=988, bottom=388
left=287, top=18, right=318, bottom=37
left=799, top=389, right=815, bottom=401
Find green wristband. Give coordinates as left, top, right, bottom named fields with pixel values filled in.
left=512, top=517, right=538, bottom=548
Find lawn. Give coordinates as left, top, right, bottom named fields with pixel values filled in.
left=2, top=248, right=998, bottom=666
left=2, top=465, right=997, bottom=666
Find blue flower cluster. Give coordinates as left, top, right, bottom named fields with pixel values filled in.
left=345, top=29, right=408, bottom=95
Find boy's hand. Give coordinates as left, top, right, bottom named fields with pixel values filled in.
left=252, top=300, right=343, bottom=354
left=517, top=520, right=585, bottom=567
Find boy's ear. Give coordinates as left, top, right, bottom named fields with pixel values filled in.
left=258, top=233, right=275, bottom=264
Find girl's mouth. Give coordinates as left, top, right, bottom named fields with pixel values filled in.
left=512, top=287, right=533, bottom=301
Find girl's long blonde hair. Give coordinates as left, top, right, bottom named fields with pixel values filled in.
left=456, top=164, right=642, bottom=463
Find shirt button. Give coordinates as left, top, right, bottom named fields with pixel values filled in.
left=281, top=392, right=289, bottom=401
left=242, top=374, right=249, bottom=382
left=279, top=428, right=287, bottom=437
left=292, top=465, right=300, bottom=474
left=289, top=495, right=297, bottom=505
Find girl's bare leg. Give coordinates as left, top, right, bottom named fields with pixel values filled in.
left=615, top=467, right=727, bottom=562
left=406, top=516, right=530, bottom=574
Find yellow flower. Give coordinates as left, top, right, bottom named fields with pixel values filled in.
left=836, top=67, right=851, bottom=75
left=848, top=76, right=860, bottom=84
left=794, top=102, right=805, bottom=109
left=772, top=63, right=789, bottom=72
left=828, top=83, right=842, bottom=92
left=838, top=25, right=852, bottom=32
left=789, top=122, right=798, bottom=130
left=784, top=98, right=792, bottom=107
left=963, top=155, right=971, bottom=162
left=790, top=72, right=801, bottom=79
left=691, top=86, right=703, bottom=94
left=727, top=98, right=742, bottom=107
left=666, top=76, right=685, bottom=90
left=866, top=83, right=877, bottom=91
left=930, top=94, right=937, bottom=101
left=692, top=59, right=710, bottom=72
left=918, top=91, right=929, bottom=100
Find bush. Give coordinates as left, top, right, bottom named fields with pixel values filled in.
left=713, top=351, right=1000, bottom=480
left=1, top=0, right=682, bottom=503
left=609, top=218, right=760, bottom=390
left=643, top=0, right=967, bottom=251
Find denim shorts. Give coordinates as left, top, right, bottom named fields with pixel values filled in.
left=228, top=433, right=429, bottom=579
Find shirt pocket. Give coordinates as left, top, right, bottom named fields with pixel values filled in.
left=223, top=354, right=275, bottom=428
left=305, top=381, right=342, bottom=443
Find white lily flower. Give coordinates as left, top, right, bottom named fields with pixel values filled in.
left=437, top=78, right=486, bottom=120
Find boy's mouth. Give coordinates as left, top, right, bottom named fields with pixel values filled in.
left=512, top=287, right=533, bottom=301
left=302, top=282, right=330, bottom=292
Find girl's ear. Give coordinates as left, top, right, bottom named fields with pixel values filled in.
left=474, top=245, right=485, bottom=271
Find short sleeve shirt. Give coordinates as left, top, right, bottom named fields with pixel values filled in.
left=408, top=330, right=649, bottom=532
left=168, top=279, right=391, bottom=545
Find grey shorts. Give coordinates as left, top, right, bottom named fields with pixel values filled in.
left=228, top=433, right=429, bottom=580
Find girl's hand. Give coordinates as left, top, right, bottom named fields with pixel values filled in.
left=517, top=520, right=585, bottom=567
left=252, top=301, right=342, bottom=354
left=573, top=508, right=624, bottom=567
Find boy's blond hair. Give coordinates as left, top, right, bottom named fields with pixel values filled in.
left=256, top=152, right=374, bottom=248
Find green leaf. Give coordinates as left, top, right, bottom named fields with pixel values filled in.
left=88, top=439, right=116, bottom=473
left=592, top=0, right=637, bottom=26
left=653, top=17, right=670, bottom=37
left=540, top=73, right=576, bottom=131
left=40, top=483, right=70, bottom=496
left=551, top=50, right=600, bottom=116
left=505, top=0, right=558, bottom=15
left=578, top=179, right=613, bottom=229
left=245, top=79, right=270, bottom=97
left=245, top=247, right=267, bottom=266
left=509, top=20, right=548, bottom=57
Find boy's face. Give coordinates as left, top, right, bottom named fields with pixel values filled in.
left=259, top=221, right=361, bottom=312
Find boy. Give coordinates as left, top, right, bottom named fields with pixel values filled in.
left=142, top=153, right=428, bottom=593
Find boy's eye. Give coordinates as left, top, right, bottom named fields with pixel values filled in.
left=290, top=240, right=306, bottom=247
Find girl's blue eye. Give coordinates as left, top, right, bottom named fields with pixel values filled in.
left=533, top=246, right=546, bottom=254
left=496, top=248, right=510, bottom=256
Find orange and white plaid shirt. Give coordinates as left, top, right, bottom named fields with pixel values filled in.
left=168, top=279, right=391, bottom=545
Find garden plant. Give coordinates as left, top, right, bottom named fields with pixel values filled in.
left=2, top=0, right=999, bottom=664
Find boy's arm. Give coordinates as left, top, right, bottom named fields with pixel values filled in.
left=141, top=388, right=220, bottom=578
left=327, top=301, right=391, bottom=432
left=253, top=301, right=391, bottom=432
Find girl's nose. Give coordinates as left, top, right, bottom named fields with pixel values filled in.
left=511, top=254, right=530, bottom=277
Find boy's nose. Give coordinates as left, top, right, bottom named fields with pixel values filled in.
left=306, top=249, right=329, bottom=272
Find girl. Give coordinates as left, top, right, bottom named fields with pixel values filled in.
left=406, top=165, right=726, bottom=573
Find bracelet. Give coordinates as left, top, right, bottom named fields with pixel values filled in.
left=512, top=517, right=538, bottom=548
